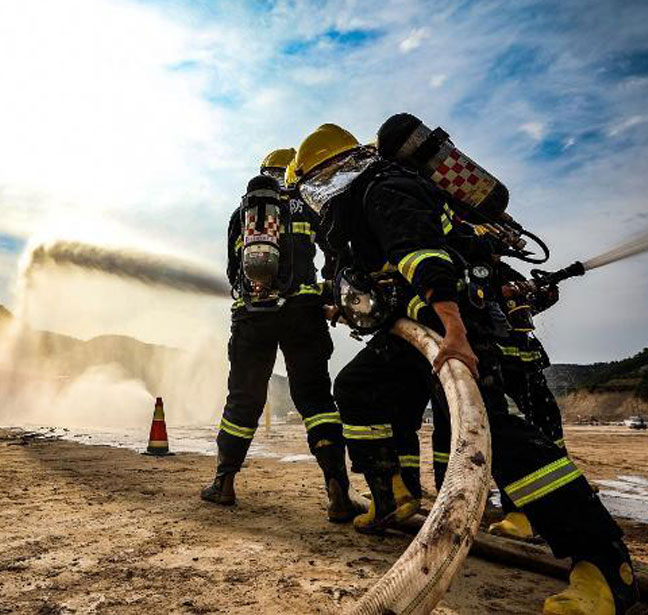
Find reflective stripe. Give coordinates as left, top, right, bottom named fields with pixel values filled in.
left=231, top=297, right=245, bottom=310
left=303, top=411, right=341, bottom=431
left=234, top=235, right=243, bottom=251
left=497, top=344, right=543, bottom=363
left=407, top=295, right=426, bottom=320
left=398, top=249, right=453, bottom=283
left=433, top=451, right=450, bottom=463
left=279, top=221, right=316, bottom=242
left=220, top=417, right=256, bottom=440
left=289, top=283, right=322, bottom=297
left=399, top=454, right=420, bottom=468
left=342, top=423, right=393, bottom=440
left=504, top=457, right=582, bottom=508
left=554, top=438, right=566, bottom=449
left=441, top=203, right=454, bottom=235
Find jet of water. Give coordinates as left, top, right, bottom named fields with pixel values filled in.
left=583, top=227, right=648, bottom=271
left=23, top=240, right=231, bottom=297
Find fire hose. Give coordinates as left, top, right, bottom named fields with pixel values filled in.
left=348, top=319, right=492, bottom=615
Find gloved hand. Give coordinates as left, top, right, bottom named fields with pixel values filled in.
left=433, top=328, right=479, bottom=379
left=533, top=284, right=559, bottom=313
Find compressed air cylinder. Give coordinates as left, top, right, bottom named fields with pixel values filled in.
left=377, top=113, right=509, bottom=219
left=241, top=175, right=281, bottom=290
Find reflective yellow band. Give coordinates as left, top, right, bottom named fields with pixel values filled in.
left=304, top=411, right=342, bottom=431
left=399, top=454, right=420, bottom=468
left=443, top=202, right=455, bottom=218
left=504, top=457, right=582, bottom=508
left=554, top=438, right=565, bottom=449
left=398, top=249, right=452, bottom=283
left=433, top=451, right=450, bottom=464
left=407, top=296, right=426, bottom=320
left=219, top=417, right=256, bottom=440
left=234, top=235, right=243, bottom=251
left=342, top=423, right=393, bottom=440
left=289, top=283, right=322, bottom=297
left=279, top=222, right=316, bottom=242
left=496, top=344, right=543, bottom=362
left=232, top=297, right=245, bottom=310
left=441, top=214, right=452, bottom=235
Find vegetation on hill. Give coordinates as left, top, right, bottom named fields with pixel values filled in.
left=545, top=348, right=648, bottom=411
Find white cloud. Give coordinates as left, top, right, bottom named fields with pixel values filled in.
left=608, top=114, right=648, bottom=136
left=520, top=121, right=545, bottom=140
left=291, top=67, right=337, bottom=86
left=0, top=0, right=647, bottom=365
left=0, top=0, right=231, bottom=237
left=399, top=28, right=427, bottom=53
left=429, top=74, right=448, bottom=88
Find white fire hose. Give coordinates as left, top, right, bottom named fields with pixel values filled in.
left=348, top=319, right=492, bottom=615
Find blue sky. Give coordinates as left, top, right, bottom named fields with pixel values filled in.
left=0, top=0, right=647, bottom=365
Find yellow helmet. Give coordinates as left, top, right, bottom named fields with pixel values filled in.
left=260, top=147, right=296, bottom=172
left=284, top=158, right=298, bottom=187
left=294, top=124, right=360, bottom=180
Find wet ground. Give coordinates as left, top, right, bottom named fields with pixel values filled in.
left=0, top=424, right=647, bottom=614
left=14, top=422, right=648, bottom=525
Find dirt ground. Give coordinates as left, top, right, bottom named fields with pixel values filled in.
left=0, top=424, right=647, bottom=615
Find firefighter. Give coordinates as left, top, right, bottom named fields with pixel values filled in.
left=433, top=257, right=568, bottom=541
left=200, top=148, right=361, bottom=523
left=293, top=124, right=639, bottom=615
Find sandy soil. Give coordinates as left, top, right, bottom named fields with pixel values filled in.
left=0, top=425, right=647, bottom=615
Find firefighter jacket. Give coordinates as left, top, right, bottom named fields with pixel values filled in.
left=228, top=190, right=324, bottom=316
left=494, top=261, right=554, bottom=371
left=320, top=160, right=509, bottom=340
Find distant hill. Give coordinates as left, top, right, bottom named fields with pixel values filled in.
left=546, top=348, right=648, bottom=422
left=0, top=305, right=12, bottom=322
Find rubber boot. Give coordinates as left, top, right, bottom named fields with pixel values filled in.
left=353, top=473, right=419, bottom=534
left=200, top=472, right=236, bottom=505
left=544, top=541, right=639, bottom=615
left=392, top=473, right=421, bottom=520
left=488, top=512, right=534, bottom=540
left=313, top=440, right=365, bottom=523
left=362, top=472, right=422, bottom=517
left=353, top=471, right=397, bottom=535
left=400, top=467, right=423, bottom=514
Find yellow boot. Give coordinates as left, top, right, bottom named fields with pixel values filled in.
left=543, top=562, right=614, bottom=615
left=488, top=512, right=534, bottom=540
left=392, top=473, right=421, bottom=521
left=353, top=473, right=419, bottom=534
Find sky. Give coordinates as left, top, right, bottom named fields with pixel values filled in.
left=0, top=0, right=647, bottom=366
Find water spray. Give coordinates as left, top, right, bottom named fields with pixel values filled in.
left=530, top=227, right=648, bottom=290
left=23, top=240, right=230, bottom=298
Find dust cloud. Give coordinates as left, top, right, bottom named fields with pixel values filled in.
left=0, top=240, right=233, bottom=432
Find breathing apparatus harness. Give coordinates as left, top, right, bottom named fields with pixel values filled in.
left=233, top=174, right=295, bottom=312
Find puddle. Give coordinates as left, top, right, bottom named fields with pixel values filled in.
left=489, top=474, right=648, bottom=524
left=596, top=475, right=648, bottom=523
left=5, top=424, right=282, bottom=459
left=279, top=454, right=314, bottom=463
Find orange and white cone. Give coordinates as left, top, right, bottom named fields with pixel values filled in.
left=143, top=397, right=173, bottom=456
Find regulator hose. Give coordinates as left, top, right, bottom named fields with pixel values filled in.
left=517, top=228, right=551, bottom=264
left=348, top=319, right=491, bottom=615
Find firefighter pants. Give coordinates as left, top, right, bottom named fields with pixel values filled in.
left=344, top=337, right=621, bottom=560
left=503, top=365, right=565, bottom=448
left=435, top=363, right=567, bottom=512
left=334, top=332, right=433, bottom=498
left=216, top=304, right=340, bottom=475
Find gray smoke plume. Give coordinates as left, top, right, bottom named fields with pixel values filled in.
left=583, top=227, right=648, bottom=271
left=23, top=240, right=231, bottom=297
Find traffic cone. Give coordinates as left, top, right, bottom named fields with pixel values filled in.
left=143, top=397, right=174, bottom=456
